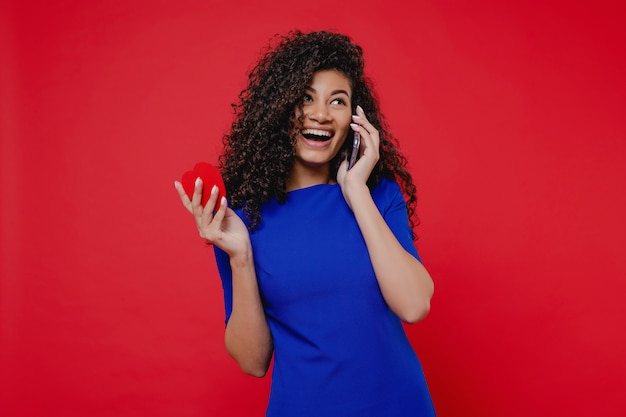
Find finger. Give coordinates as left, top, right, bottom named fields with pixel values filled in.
left=350, top=122, right=371, bottom=153
left=191, top=178, right=208, bottom=232
left=200, top=185, right=220, bottom=227
left=352, top=105, right=379, bottom=139
left=207, top=184, right=220, bottom=211
left=203, top=196, right=228, bottom=242
left=349, top=121, right=379, bottom=169
left=350, top=122, right=364, bottom=138
left=174, top=180, right=193, bottom=213
left=192, top=177, right=203, bottom=201
left=352, top=112, right=379, bottom=156
left=351, top=116, right=372, bottom=146
left=356, top=104, right=367, bottom=119
left=211, top=196, right=228, bottom=225
left=352, top=119, right=378, bottom=142
left=352, top=105, right=371, bottom=128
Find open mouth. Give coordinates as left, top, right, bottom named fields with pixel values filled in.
left=301, top=128, right=333, bottom=142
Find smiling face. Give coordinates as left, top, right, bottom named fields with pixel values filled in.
left=290, top=69, right=353, bottom=185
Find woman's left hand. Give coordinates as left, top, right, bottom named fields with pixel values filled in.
left=337, top=105, right=380, bottom=209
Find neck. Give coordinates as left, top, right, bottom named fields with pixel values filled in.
left=286, top=163, right=333, bottom=191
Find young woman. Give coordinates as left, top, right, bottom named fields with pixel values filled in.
left=174, top=30, right=436, bottom=417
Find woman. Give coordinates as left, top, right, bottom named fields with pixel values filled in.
left=174, top=30, right=436, bottom=416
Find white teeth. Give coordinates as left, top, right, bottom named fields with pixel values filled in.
left=302, top=129, right=332, bottom=137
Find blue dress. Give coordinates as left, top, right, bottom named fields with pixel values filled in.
left=215, top=179, right=436, bottom=417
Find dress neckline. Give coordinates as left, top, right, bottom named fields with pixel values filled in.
left=286, top=182, right=338, bottom=194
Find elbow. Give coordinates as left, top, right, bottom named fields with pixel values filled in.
left=402, top=275, right=434, bottom=324
left=226, top=350, right=270, bottom=378
left=395, top=262, right=434, bottom=324
left=224, top=326, right=272, bottom=378
left=399, top=299, right=431, bottom=324
left=239, top=363, right=269, bottom=378
left=225, top=342, right=271, bottom=378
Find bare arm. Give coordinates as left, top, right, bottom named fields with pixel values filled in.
left=174, top=179, right=273, bottom=376
left=337, top=106, right=434, bottom=323
left=224, top=249, right=273, bottom=377
left=344, top=182, right=433, bottom=323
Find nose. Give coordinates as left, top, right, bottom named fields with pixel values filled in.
left=308, top=102, right=332, bottom=123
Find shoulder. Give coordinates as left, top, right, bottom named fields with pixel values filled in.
left=372, top=176, right=401, bottom=197
left=371, top=177, right=404, bottom=212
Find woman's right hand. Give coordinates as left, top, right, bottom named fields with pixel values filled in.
left=174, top=178, right=251, bottom=258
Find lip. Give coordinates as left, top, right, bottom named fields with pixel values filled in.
left=298, top=131, right=334, bottom=148
left=301, top=126, right=334, bottom=136
left=298, top=126, right=335, bottom=147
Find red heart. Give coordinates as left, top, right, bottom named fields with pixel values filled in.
left=181, top=162, right=226, bottom=210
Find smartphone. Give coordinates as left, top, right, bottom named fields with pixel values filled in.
left=347, top=131, right=360, bottom=170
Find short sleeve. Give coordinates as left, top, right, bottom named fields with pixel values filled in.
left=213, top=246, right=233, bottom=324
left=372, top=179, right=421, bottom=263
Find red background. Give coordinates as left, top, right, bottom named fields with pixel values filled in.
left=2, top=0, right=625, bottom=416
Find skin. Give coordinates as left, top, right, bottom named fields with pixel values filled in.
left=287, top=70, right=353, bottom=190
left=174, top=69, right=434, bottom=377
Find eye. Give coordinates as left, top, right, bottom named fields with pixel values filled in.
left=303, top=93, right=313, bottom=103
left=331, top=97, right=347, bottom=105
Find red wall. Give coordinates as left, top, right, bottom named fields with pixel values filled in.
left=2, top=0, right=625, bottom=416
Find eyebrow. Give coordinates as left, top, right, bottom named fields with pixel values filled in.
left=305, top=86, right=351, bottom=97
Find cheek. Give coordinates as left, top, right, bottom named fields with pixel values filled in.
left=335, top=131, right=350, bottom=151
left=337, top=111, right=352, bottom=129
left=339, top=115, right=353, bottom=136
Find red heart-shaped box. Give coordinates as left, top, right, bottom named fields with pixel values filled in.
left=181, top=162, right=226, bottom=211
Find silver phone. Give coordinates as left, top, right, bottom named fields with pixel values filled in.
left=347, top=132, right=360, bottom=170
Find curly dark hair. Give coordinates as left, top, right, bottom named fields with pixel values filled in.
left=219, top=30, right=419, bottom=237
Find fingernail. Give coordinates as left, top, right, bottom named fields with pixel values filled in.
left=221, top=197, right=227, bottom=207
left=352, top=115, right=362, bottom=120
left=174, top=180, right=179, bottom=188
left=350, top=123, right=359, bottom=129
left=211, top=185, right=218, bottom=194
left=357, top=105, right=364, bottom=113
left=195, top=177, right=202, bottom=186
